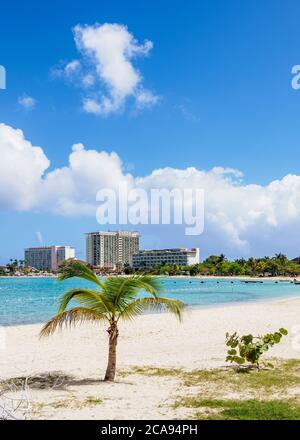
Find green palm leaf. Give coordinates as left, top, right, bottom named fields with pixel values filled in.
left=118, top=297, right=184, bottom=322
left=58, top=288, right=111, bottom=315
left=40, top=307, right=107, bottom=337
left=58, top=260, right=104, bottom=288
left=101, top=276, right=162, bottom=313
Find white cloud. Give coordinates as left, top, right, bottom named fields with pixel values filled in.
left=36, top=231, right=43, bottom=245
left=55, top=23, right=159, bottom=115
left=82, top=98, right=102, bottom=114
left=51, top=60, right=83, bottom=88
left=41, top=142, right=134, bottom=216
left=135, top=89, right=160, bottom=108
left=65, top=60, right=81, bottom=75
left=0, top=123, right=49, bottom=210
left=82, top=73, right=95, bottom=88
left=174, top=104, right=200, bottom=122
left=18, top=94, right=37, bottom=110
left=2, top=122, right=300, bottom=256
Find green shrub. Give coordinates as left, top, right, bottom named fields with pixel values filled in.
left=225, top=328, right=288, bottom=368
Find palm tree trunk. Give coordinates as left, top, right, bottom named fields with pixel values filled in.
left=104, top=322, right=119, bottom=381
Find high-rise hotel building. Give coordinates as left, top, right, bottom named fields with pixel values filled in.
left=24, top=246, right=75, bottom=272
left=85, top=231, right=140, bottom=268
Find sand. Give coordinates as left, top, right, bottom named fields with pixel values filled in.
left=1, top=297, right=300, bottom=419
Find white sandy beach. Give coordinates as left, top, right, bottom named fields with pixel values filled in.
left=1, top=297, right=300, bottom=419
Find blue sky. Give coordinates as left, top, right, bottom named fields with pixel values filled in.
left=1, top=0, right=300, bottom=263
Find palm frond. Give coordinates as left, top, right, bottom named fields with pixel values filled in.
left=118, top=297, right=185, bottom=322
left=39, top=307, right=107, bottom=338
left=58, top=288, right=111, bottom=316
left=57, top=260, right=104, bottom=288
left=131, top=275, right=163, bottom=297
left=102, top=276, right=162, bottom=311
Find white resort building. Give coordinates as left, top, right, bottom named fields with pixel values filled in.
left=85, top=231, right=140, bottom=269
left=132, top=248, right=200, bottom=270
left=24, top=246, right=75, bottom=272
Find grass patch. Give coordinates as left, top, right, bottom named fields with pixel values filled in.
left=127, top=359, right=300, bottom=393
left=178, top=398, right=300, bottom=420
left=129, top=366, right=183, bottom=377
left=126, top=359, right=300, bottom=420
left=40, top=396, right=102, bottom=411
left=50, top=400, right=72, bottom=409
left=185, top=359, right=300, bottom=391
left=85, top=396, right=103, bottom=406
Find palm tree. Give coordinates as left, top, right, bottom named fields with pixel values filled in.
left=274, top=253, right=287, bottom=263
left=40, top=261, right=184, bottom=382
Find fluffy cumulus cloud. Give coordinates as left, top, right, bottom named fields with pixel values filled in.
left=137, top=167, right=300, bottom=254
left=0, top=123, right=133, bottom=215
left=41, top=143, right=134, bottom=216
left=54, top=23, right=159, bottom=115
left=0, top=123, right=49, bottom=210
left=2, top=122, right=300, bottom=256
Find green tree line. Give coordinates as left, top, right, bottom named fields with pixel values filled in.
left=131, top=254, right=300, bottom=277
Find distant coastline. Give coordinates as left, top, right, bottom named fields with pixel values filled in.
left=160, top=275, right=297, bottom=281
left=0, top=274, right=298, bottom=282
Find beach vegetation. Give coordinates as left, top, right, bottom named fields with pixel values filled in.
left=127, top=359, right=300, bottom=419
left=85, top=396, right=103, bottom=405
left=125, top=359, right=300, bottom=391
left=177, top=398, right=300, bottom=420
left=225, top=328, right=288, bottom=368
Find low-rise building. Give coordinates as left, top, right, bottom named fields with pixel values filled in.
left=24, top=246, right=75, bottom=272
left=132, top=248, right=200, bottom=269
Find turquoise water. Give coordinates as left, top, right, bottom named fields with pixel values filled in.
left=0, top=277, right=300, bottom=326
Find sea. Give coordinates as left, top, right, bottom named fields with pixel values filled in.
left=0, top=276, right=299, bottom=326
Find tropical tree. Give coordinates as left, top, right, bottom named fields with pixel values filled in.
left=123, top=261, right=134, bottom=275
left=6, top=258, right=18, bottom=275
left=274, top=253, right=288, bottom=264
left=40, top=261, right=184, bottom=382
left=189, top=264, right=201, bottom=276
